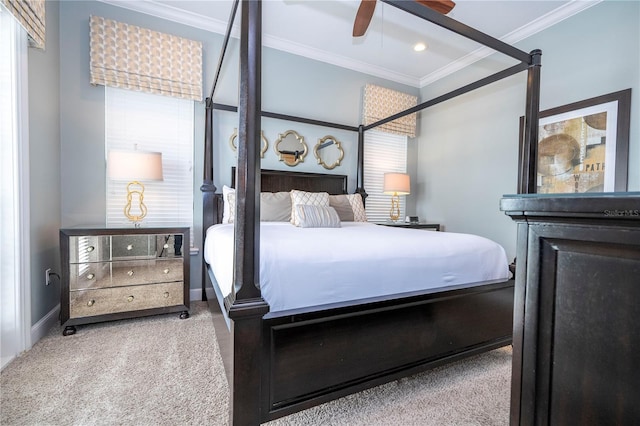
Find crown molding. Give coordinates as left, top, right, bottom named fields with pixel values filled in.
left=98, top=0, right=233, bottom=34
left=99, top=0, right=602, bottom=89
left=264, top=33, right=421, bottom=87
left=419, top=0, right=603, bottom=87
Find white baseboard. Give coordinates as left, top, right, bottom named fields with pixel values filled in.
left=190, top=288, right=203, bottom=303
left=31, top=304, right=60, bottom=344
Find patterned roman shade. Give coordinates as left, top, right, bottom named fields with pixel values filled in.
left=90, top=16, right=203, bottom=101
left=1, top=0, right=45, bottom=49
left=363, top=84, right=418, bottom=138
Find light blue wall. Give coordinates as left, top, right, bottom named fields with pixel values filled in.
left=58, top=1, right=418, bottom=296
left=28, top=0, right=61, bottom=324
left=415, top=0, right=640, bottom=261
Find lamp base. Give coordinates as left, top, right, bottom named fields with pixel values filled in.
left=124, top=181, right=148, bottom=225
left=389, top=193, right=400, bottom=221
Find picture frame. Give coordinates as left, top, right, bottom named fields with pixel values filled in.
left=518, top=88, right=631, bottom=193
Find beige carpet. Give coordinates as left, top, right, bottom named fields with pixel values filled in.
left=1, top=302, right=511, bottom=426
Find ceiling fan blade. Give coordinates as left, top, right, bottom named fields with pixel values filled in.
left=415, top=0, right=456, bottom=15
left=353, top=0, right=377, bottom=37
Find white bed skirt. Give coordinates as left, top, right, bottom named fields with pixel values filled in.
left=204, top=222, right=509, bottom=312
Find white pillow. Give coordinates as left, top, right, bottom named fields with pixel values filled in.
left=295, top=205, right=341, bottom=228
left=346, top=194, right=367, bottom=222
left=222, top=185, right=235, bottom=224
left=290, top=190, right=330, bottom=226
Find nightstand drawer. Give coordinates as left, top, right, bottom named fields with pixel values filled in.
left=68, top=233, right=184, bottom=263
left=70, top=259, right=184, bottom=290
left=111, top=234, right=159, bottom=259
left=70, top=281, right=184, bottom=318
left=68, top=235, right=110, bottom=263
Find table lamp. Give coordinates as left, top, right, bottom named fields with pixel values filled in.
left=107, top=149, right=163, bottom=226
left=383, top=172, right=410, bottom=221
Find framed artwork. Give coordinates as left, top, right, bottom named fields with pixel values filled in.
left=519, top=89, right=631, bottom=193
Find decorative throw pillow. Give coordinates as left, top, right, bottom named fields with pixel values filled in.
left=226, top=192, right=236, bottom=223
left=329, top=194, right=355, bottom=221
left=295, top=205, right=341, bottom=228
left=346, top=194, right=367, bottom=222
left=260, top=192, right=292, bottom=222
left=222, top=185, right=235, bottom=224
left=290, top=190, right=330, bottom=226
left=224, top=191, right=292, bottom=223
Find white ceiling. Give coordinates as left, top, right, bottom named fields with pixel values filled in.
left=101, top=0, right=602, bottom=88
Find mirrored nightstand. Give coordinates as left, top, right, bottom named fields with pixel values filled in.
left=60, top=227, right=190, bottom=336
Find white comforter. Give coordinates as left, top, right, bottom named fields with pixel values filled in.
left=204, top=222, right=509, bottom=312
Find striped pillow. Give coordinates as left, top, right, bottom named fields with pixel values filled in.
left=295, top=205, right=341, bottom=228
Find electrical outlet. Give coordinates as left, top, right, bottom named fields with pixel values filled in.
left=45, top=268, right=51, bottom=286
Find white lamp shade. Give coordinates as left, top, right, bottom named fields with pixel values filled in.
left=383, top=173, right=410, bottom=195
left=107, top=150, right=163, bottom=181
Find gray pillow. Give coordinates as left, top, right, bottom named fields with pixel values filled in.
left=329, top=194, right=355, bottom=221
left=260, top=192, right=292, bottom=221
left=224, top=191, right=292, bottom=222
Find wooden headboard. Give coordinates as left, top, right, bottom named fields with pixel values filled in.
left=231, top=168, right=348, bottom=194
left=214, top=168, right=349, bottom=224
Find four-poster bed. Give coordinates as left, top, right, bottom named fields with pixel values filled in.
left=201, top=1, right=541, bottom=424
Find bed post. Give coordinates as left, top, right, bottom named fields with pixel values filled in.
left=201, top=97, right=216, bottom=301
left=202, top=1, right=238, bottom=302
left=519, top=49, right=542, bottom=194
left=355, top=125, right=368, bottom=202
left=228, top=1, right=269, bottom=425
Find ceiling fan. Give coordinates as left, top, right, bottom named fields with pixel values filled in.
left=353, top=0, right=456, bottom=37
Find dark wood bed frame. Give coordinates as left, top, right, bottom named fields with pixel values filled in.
left=201, top=1, right=542, bottom=424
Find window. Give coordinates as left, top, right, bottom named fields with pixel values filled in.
left=363, top=130, right=408, bottom=223
left=1, top=5, right=30, bottom=368
left=105, top=87, right=194, bottom=239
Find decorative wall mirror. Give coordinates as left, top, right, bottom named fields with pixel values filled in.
left=274, top=130, right=307, bottom=166
left=229, top=128, right=269, bottom=158
left=314, top=135, right=344, bottom=170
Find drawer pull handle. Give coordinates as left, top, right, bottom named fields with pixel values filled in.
left=127, top=270, right=134, bottom=277
left=163, top=268, right=170, bottom=274
left=87, top=299, right=95, bottom=307
left=164, top=292, right=169, bottom=298
left=127, top=295, right=134, bottom=302
left=87, top=273, right=95, bottom=280
left=164, top=243, right=169, bottom=249
left=126, top=244, right=133, bottom=251
left=86, top=246, right=95, bottom=253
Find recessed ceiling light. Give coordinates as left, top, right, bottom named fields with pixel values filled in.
left=414, top=43, right=427, bottom=52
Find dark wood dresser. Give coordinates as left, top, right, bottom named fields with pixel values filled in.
left=501, top=193, right=640, bottom=425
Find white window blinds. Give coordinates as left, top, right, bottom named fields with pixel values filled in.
left=105, top=87, right=193, bottom=238
left=363, top=130, right=408, bottom=223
